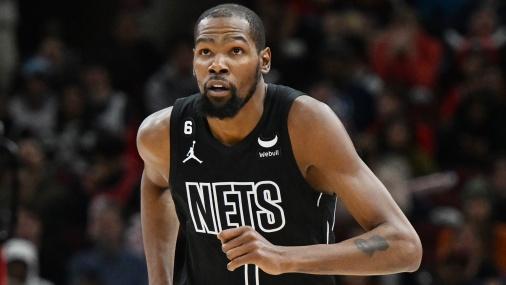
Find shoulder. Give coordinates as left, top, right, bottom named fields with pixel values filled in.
left=288, top=95, right=341, bottom=136
left=288, top=95, right=360, bottom=174
left=136, top=106, right=173, bottom=166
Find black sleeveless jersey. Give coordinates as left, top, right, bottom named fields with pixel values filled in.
left=169, top=84, right=337, bottom=285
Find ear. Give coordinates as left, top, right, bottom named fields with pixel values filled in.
left=259, top=47, right=271, bottom=74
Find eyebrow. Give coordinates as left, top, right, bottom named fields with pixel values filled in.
left=195, top=35, right=248, bottom=45
left=224, top=35, right=248, bottom=43
left=195, top=37, right=214, bottom=45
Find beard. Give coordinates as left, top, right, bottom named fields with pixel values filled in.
left=196, top=64, right=261, bottom=119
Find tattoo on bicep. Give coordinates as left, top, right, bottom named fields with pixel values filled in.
left=354, top=235, right=389, bottom=257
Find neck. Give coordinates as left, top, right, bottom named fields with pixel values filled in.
left=207, top=80, right=267, bottom=146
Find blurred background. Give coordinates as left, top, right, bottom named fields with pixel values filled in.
left=0, top=0, right=506, bottom=284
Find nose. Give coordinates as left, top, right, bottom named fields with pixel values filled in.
left=208, top=55, right=229, bottom=75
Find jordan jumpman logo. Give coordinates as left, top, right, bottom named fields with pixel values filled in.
left=183, top=140, right=203, bottom=164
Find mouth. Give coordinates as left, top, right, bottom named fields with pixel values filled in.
left=206, top=80, right=232, bottom=98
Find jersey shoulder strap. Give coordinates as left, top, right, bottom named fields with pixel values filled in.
left=269, top=84, right=306, bottom=128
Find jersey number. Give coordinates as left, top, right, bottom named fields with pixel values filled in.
left=184, top=120, right=193, bottom=135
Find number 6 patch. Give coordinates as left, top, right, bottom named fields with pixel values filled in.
left=183, top=118, right=195, bottom=136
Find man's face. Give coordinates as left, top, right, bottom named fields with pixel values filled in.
left=193, top=16, right=266, bottom=118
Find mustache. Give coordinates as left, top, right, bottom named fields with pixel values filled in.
left=208, top=75, right=227, bottom=81
left=205, top=75, right=229, bottom=85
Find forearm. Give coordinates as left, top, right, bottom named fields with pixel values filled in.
left=281, top=223, right=421, bottom=275
left=141, top=175, right=179, bottom=285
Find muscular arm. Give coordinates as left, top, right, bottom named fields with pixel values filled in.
left=219, top=96, right=422, bottom=275
left=284, top=96, right=422, bottom=275
left=137, top=107, right=179, bottom=285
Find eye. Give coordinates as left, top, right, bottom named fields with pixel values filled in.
left=232, top=47, right=243, bottom=55
left=199, top=48, right=211, bottom=56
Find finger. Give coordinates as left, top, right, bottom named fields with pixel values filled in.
left=217, top=226, right=246, bottom=242
left=227, top=252, right=258, bottom=271
left=218, top=226, right=252, bottom=242
left=221, top=229, right=257, bottom=252
left=224, top=241, right=256, bottom=261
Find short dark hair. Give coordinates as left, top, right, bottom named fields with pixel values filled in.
left=194, top=4, right=266, bottom=52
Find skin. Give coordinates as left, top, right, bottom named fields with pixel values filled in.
left=137, top=16, right=422, bottom=285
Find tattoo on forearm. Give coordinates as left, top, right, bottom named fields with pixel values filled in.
left=354, top=235, right=389, bottom=257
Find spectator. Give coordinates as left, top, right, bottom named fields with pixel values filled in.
left=15, top=134, right=86, bottom=284
left=370, top=7, right=443, bottom=90
left=308, top=81, right=350, bottom=125
left=445, top=7, right=506, bottom=66
left=4, top=239, right=53, bottom=285
left=374, top=156, right=413, bottom=214
left=7, top=72, right=57, bottom=144
left=16, top=136, right=55, bottom=207
left=436, top=178, right=505, bottom=283
left=54, top=82, right=89, bottom=176
left=82, top=65, right=127, bottom=136
left=13, top=207, right=42, bottom=250
left=377, top=116, right=435, bottom=176
left=82, top=131, right=141, bottom=207
left=22, top=36, right=79, bottom=89
left=97, top=11, right=161, bottom=116
left=68, top=196, right=147, bottom=285
left=144, top=37, right=197, bottom=113
left=124, top=213, right=143, bottom=259
left=439, top=52, right=489, bottom=127
left=439, top=90, right=496, bottom=172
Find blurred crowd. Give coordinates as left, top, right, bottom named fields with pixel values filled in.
left=1, top=0, right=506, bottom=284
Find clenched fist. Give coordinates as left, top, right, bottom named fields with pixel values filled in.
left=217, top=226, right=289, bottom=275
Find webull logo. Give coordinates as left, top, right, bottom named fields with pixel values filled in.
left=258, top=149, right=280, bottom=158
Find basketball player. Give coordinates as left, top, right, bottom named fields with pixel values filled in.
left=137, top=4, right=422, bottom=285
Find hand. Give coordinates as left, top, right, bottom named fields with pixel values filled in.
left=217, top=226, right=288, bottom=275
